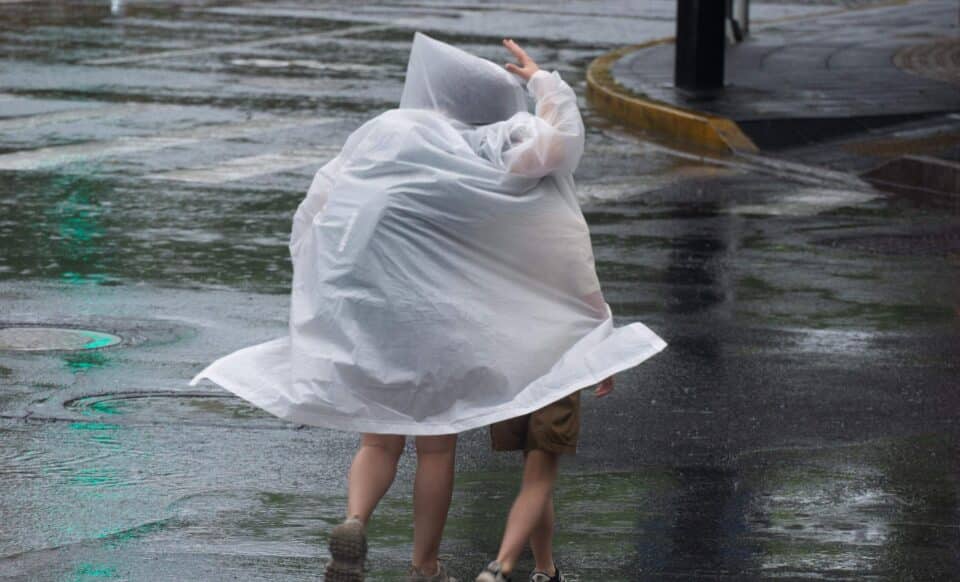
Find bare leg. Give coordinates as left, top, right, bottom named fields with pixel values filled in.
left=529, top=496, right=556, bottom=575
left=496, top=450, right=559, bottom=574
left=346, top=433, right=405, bottom=523
left=411, top=434, right=457, bottom=574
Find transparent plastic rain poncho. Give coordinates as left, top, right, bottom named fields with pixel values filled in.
left=189, top=32, right=666, bottom=435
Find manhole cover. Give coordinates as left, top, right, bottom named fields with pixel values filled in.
left=62, top=391, right=283, bottom=427
left=0, top=327, right=122, bottom=351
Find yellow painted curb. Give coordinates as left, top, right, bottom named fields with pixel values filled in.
left=586, top=40, right=759, bottom=155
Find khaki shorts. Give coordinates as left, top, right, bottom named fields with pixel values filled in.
left=490, top=391, right=581, bottom=455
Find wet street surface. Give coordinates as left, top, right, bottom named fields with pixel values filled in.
left=1, top=1, right=958, bottom=580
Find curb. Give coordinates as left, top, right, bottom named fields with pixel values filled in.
left=585, top=40, right=758, bottom=155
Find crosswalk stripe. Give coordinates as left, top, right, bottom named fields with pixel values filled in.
left=148, top=149, right=339, bottom=184
left=0, top=103, right=146, bottom=133
left=84, top=22, right=404, bottom=66
left=0, top=137, right=195, bottom=171
left=0, top=117, right=337, bottom=171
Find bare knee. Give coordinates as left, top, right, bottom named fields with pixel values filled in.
left=523, top=450, right=559, bottom=484
left=415, top=434, right=457, bottom=457
left=360, top=433, right=405, bottom=462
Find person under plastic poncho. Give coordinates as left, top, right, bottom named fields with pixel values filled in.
left=189, top=32, right=666, bottom=581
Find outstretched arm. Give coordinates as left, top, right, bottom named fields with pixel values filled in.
left=500, top=38, right=585, bottom=178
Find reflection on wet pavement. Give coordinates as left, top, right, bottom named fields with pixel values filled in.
left=1, top=0, right=958, bottom=580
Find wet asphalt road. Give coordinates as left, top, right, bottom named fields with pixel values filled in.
left=1, top=1, right=959, bottom=580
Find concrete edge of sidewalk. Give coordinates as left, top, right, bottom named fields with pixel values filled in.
left=585, top=39, right=759, bottom=155
left=584, top=0, right=924, bottom=154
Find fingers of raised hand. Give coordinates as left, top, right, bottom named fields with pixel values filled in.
left=502, top=38, right=529, bottom=63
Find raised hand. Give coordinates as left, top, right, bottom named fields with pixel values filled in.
left=502, top=38, right=540, bottom=81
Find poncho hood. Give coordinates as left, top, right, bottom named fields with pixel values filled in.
left=399, top=31, right=529, bottom=124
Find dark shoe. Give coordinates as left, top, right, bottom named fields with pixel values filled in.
left=325, top=517, right=367, bottom=582
left=475, top=560, right=509, bottom=582
left=529, top=563, right=565, bottom=582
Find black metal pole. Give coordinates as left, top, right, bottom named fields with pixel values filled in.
left=674, top=0, right=727, bottom=92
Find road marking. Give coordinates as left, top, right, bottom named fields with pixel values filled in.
left=148, top=149, right=339, bottom=184
left=84, top=22, right=403, bottom=66
left=0, top=117, right=337, bottom=171
left=0, top=137, right=195, bottom=171
left=0, top=103, right=146, bottom=133
left=228, top=58, right=384, bottom=73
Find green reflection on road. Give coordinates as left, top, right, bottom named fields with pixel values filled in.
left=85, top=399, right=124, bottom=416
left=69, top=563, right=118, bottom=580
left=82, top=331, right=121, bottom=349
left=68, top=467, right=121, bottom=487
left=64, top=351, right=110, bottom=373
left=69, top=421, right=121, bottom=431
left=44, top=170, right=109, bottom=285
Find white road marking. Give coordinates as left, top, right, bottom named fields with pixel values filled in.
left=0, top=117, right=337, bottom=171
left=0, top=103, right=145, bottom=133
left=0, top=137, right=195, bottom=171
left=84, top=22, right=404, bottom=66
left=228, top=58, right=383, bottom=73
left=149, top=149, right=339, bottom=184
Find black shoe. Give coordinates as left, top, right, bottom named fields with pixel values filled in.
left=529, top=563, right=564, bottom=582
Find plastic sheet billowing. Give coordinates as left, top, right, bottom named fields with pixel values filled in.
left=189, top=32, right=666, bottom=434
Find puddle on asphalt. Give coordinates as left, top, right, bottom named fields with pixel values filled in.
left=740, top=299, right=957, bottom=332
left=150, top=471, right=676, bottom=580
left=817, top=225, right=960, bottom=257
left=729, top=186, right=879, bottom=216
left=763, top=327, right=880, bottom=356
left=577, top=164, right=738, bottom=204
left=5, top=435, right=953, bottom=580
left=735, top=435, right=960, bottom=578
left=54, top=391, right=286, bottom=428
